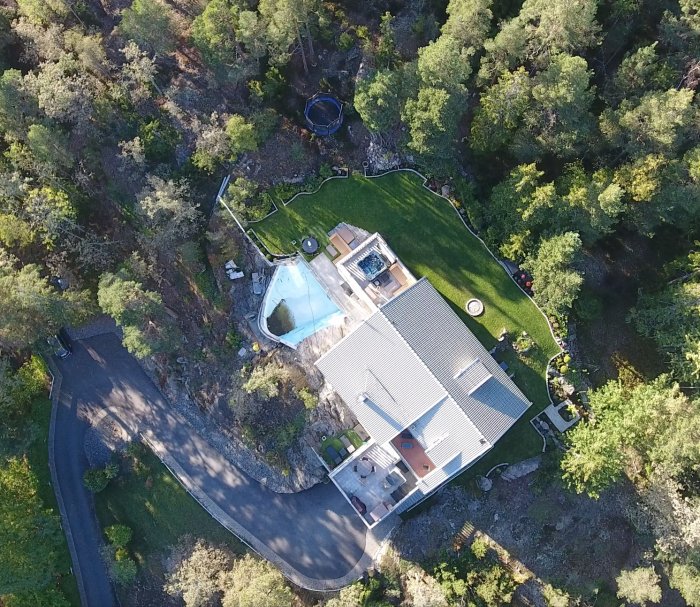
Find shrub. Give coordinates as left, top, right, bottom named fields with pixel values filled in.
left=104, top=524, right=133, bottom=548
left=112, top=557, right=138, bottom=585
left=83, top=462, right=119, bottom=493
left=338, top=31, right=354, bottom=51
left=242, top=362, right=290, bottom=399
left=297, top=387, right=318, bottom=410
left=559, top=365, right=569, bottom=374
left=226, top=329, right=243, bottom=350
left=470, top=537, right=489, bottom=560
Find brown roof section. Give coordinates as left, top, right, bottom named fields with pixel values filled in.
left=391, top=433, right=435, bottom=478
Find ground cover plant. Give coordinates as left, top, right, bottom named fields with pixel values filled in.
left=254, top=170, right=560, bottom=469
left=94, top=443, right=246, bottom=604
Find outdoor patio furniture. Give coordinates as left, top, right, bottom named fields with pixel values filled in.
left=340, top=435, right=356, bottom=453
left=401, top=442, right=413, bottom=449
left=326, top=243, right=338, bottom=257
left=325, top=445, right=342, bottom=465
left=499, top=361, right=509, bottom=372
left=339, top=447, right=348, bottom=458
left=369, top=503, right=390, bottom=522
left=252, top=272, right=264, bottom=295
left=350, top=495, right=367, bottom=515
left=337, top=225, right=355, bottom=244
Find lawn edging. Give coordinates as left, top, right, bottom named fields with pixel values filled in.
left=218, top=170, right=350, bottom=265
left=363, top=168, right=563, bottom=407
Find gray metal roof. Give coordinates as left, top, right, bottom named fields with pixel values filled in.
left=381, top=278, right=532, bottom=443
left=315, top=277, right=531, bottom=476
left=410, top=397, right=488, bottom=469
left=316, top=312, right=448, bottom=444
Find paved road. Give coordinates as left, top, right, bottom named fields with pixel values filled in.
left=53, top=333, right=371, bottom=604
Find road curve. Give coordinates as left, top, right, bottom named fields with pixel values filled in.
left=52, top=333, right=380, bottom=604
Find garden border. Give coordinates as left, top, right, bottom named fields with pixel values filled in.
left=224, top=166, right=565, bottom=458
left=218, top=170, right=350, bottom=264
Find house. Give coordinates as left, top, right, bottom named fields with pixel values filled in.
left=315, top=277, right=532, bottom=527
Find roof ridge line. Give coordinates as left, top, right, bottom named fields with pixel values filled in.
left=377, top=299, right=491, bottom=448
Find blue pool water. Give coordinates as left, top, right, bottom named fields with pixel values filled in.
left=260, top=260, right=344, bottom=347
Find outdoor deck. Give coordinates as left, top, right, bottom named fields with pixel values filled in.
left=391, top=432, right=435, bottom=478
left=332, top=443, right=418, bottom=526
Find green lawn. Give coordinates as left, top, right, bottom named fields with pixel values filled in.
left=94, top=445, right=246, bottom=595
left=253, top=171, right=560, bottom=472
left=26, top=397, right=81, bottom=606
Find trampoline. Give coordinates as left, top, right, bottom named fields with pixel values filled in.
left=302, top=236, right=319, bottom=254
left=304, top=93, right=343, bottom=136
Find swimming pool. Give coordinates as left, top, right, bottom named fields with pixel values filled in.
left=259, top=260, right=344, bottom=348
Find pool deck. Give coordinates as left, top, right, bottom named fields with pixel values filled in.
left=310, top=254, right=374, bottom=330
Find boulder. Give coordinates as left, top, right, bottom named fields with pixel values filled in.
left=476, top=475, right=493, bottom=491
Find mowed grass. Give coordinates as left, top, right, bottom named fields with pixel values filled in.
left=253, top=171, right=560, bottom=471
left=26, top=397, right=81, bottom=606
left=95, top=446, right=246, bottom=588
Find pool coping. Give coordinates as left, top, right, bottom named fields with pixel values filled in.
left=257, top=257, right=346, bottom=349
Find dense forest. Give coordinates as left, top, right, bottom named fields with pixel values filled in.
left=1, top=0, right=700, bottom=605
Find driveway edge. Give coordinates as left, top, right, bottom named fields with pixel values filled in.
left=141, top=431, right=388, bottom=591
left=46, top=356, right=89, bottom=607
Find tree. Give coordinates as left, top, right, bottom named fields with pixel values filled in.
left=616, top=567, right=662, bottom=605
left=441, top=0, right=493, bottom=49
left=25, top=124, right=75, bottom=176
left=402, top=87, right=460, bottom=171
left=97, top=270, right=179, bottom=358
left=480, top=163, right=562, bottom=260
left=259, top=0, right=317, bottom=74
left=135, top=176, right=202, bottom=258
left=0, top=251, right=92, bottom=351
left=16, top=0, right=68, bottom=25
left=522, top=231, right=583, bottom=316
left=192, top=113, right=233, bottom=173
left=225, top=114, right=258, bottom=158
left=192, top=0, right=263, bottom=82
left=601, top=89, right=696, bottom=158
left=516, top=54, right=595, bottom=160
left=0, top=69, right=38, bottom=138
left=478, top=0, right=599, bottom=82
left=119, top=42, right=160, bottom=101
left=417, top=34, right=473, bottom=94
left=24, top=54, right=96, bottom=127
left=0, top=457, right=62, bottom=595
left=669, top=563, right=700, bottom=607
left=605, top=44, right=675, bottom=106
left=219, top=554, right=293, bottom=607
left=561, top=379, right=700, bottom=497
left=471, top=67, right=531, bottom=154
left=23, top=186, right=76, bottom=246
left=118, top=0, right=177, bottom=55
left=376, top=11, right=399, bottom=69
left=0, top=355, right=47, bottom=423
left=165, top=540, right=233, bottom=607
left=354, top=69, right=403, bottom=133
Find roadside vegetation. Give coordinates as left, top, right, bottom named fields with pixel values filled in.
left=1, top=0, right=700, bottom=604
left=0, top=357, right=79, bottom=606
left=93, top=442, right=247, bottom=604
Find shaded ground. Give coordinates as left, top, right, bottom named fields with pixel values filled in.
left=393, top=455, right=656, bottom=606
left=53, top=333, right=374, bottom=595
left=95, top=446, right=247, bottom=607
left=576, top=229, right=682, bottom=386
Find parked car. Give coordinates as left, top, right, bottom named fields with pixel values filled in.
left=47, top=330, right=72, bottom=358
